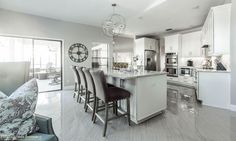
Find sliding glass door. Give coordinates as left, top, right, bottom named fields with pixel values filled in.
left=0, top=36, right=62, bottom=93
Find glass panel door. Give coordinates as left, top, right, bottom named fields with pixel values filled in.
left=0, top=35, right=62, bottom=93
left=33, top=39, right=62, bottom=92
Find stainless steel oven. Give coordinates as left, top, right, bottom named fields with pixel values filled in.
left=165, top=53, right=178, bottom=77
left=166, top=53, right=178, bottom=66
left=166, top=66, right=178, bottom=77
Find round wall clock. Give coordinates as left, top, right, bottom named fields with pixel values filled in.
left=68, top=43, right=88, bottom=63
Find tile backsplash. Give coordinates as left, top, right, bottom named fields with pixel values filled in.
left=179, top=54, right=230, bottom=70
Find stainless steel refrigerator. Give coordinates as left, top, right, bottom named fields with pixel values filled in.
left=144, top=50, right=157, bottom=71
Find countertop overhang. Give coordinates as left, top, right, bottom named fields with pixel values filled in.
left=106, top=70, right=167, bottom=79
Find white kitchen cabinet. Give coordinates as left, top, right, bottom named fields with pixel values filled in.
left=181, top=31, right=202, bottom=57
left=201, top=4, right=231, bottom=56
left=144, top=38, right=156, bottom=50
left=135, top=37, right=157, bottom=51
left=197, top=71, right=230, bottom=109
left=165, top=34, right=181, bottom=53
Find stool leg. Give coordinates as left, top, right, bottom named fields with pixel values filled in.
left=84, top=89, right=88, bottom=110
left=115, top=101, right=118, bottom=115
left=126, top=98, right=131, bottom=126
left=73, top=83, right=77, bottom=98
left=85, top=91, right=90, bottom=112
left=78, top=85, right=82, bottom=103
left=93, top=97, right=98, bottom=123
left=92, top=96, right=96, bottom=121
left=103, top=103, right=109, bottom=137
left=112, top=101, right=116, bottom=114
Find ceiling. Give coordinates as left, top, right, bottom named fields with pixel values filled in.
left=0, top=0, right=227, bottom=36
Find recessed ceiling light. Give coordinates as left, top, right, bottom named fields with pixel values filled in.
left=192, top=5, right=200, bottom=10
left=138, top=16, right=143, bottom=20
left=144, top=0, right=167, bottom=12
left=166, top=28, right=173, bottom=32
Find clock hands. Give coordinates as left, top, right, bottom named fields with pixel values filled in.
left=70, top=51, right=87, bottom=55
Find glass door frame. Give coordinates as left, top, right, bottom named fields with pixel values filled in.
left=0, top=34, right=63, bottom=92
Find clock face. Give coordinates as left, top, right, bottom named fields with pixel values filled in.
left=68, top=43, right=88, bottom=63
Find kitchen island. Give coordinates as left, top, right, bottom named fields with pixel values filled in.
left=106, top=70, right=167, bottom=124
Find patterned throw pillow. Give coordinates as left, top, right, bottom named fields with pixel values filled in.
left=0, top=91, right=7, bottom=100
left=0, top=79, right=39, bottom=140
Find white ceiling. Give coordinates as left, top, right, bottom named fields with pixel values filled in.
left=0, top=0, right=227, bottom=36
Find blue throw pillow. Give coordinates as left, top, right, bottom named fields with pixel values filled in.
left=0, top=79, right=39, bottom=140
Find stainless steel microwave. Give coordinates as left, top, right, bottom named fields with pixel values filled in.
left=179, top=67, right=194, bottom=76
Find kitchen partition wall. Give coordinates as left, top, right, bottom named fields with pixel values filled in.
left=0, top=35, right=62, bottom=92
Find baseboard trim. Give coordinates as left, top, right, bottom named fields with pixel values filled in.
left=229, top=104, right=236, bottom=111
left=63, top=85, right=74, bottom=90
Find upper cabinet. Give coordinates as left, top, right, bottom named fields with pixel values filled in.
left=181, top=31, right=202, bottom=57
left=201, top=4, right=231, bottom=56
left=135, top=37, right=157, bottom=52
left=145, top=38, right=157, bottom=50
left=165, top=34, right=181, bottom=53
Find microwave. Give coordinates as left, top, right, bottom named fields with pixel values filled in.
left=179, top=67, right=194, bottom=76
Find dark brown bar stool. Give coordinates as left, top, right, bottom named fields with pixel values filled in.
left=71, top=66, right=81, bottom=99
left=90, top=70, right=131, bottom=137
left=83, top=68, right=117, bottom=119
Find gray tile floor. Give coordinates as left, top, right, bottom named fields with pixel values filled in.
left=36, top=90, right=236, bottom=141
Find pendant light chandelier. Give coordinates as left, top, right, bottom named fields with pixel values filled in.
left=102, top=3, right=126, bottom=37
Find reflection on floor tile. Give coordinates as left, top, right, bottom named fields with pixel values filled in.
left=35, top=91, right=61, bottom=139
left=36, top=90, right=236, bottom=141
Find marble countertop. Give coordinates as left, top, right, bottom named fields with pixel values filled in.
left=106, top=70, right=167, bottom=79
left=196, top=69, right=231, bottom=73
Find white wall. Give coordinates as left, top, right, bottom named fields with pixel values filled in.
left=0, top=8, right=112, bottom=87
left=230, top=0, right=236, bottom=105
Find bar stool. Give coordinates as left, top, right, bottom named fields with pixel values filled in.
left=76, top=67, right=87, bottom=104
left=83, top=68, right=96, bottom=115
left=71, top=66, right=81, bottom=99
left=83, top=68, right=117, bottom=119
left=71, top=66, right=79, bottom=98
left=90, top=70, right=131, bottom=137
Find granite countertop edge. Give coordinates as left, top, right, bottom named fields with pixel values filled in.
left=106, top=71, right=167, bottom=79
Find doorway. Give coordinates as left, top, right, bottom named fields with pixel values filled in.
left=0, top=36, right=62, bottom=92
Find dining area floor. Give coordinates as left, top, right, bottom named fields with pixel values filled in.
left=36, top=89, right=236, bottom=141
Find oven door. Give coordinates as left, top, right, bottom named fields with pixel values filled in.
left=166, top=67, right=178, bottom=77
left=166, top=57, right=177, bottom=66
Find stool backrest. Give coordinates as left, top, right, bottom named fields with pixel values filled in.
left=83, top=68, right=95, bottom=94
left=76, top=67, right=87, bottom=88
left=90, top=70, right=108, bottom=102
left=71, top=66, right=80, bottom=84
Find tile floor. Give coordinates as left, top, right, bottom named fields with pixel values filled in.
left=37, top=79, right=61, bottom=92
left=36, top=90, right=236, bottom=141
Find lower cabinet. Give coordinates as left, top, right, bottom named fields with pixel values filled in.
left=197, top=71, right=230, bottom=109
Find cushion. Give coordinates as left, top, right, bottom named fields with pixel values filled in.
left=0, top=79, right=38, bottom=140
left=107, top=87, right=130, bottom=102
left=0, top=91, right=7, bottom=99
left=20, top=133, right=58, bottom=141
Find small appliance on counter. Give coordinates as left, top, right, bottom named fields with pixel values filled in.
left=187, top=60, right=193, bottom=67
left=201, top=58, right=212, bottom=69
